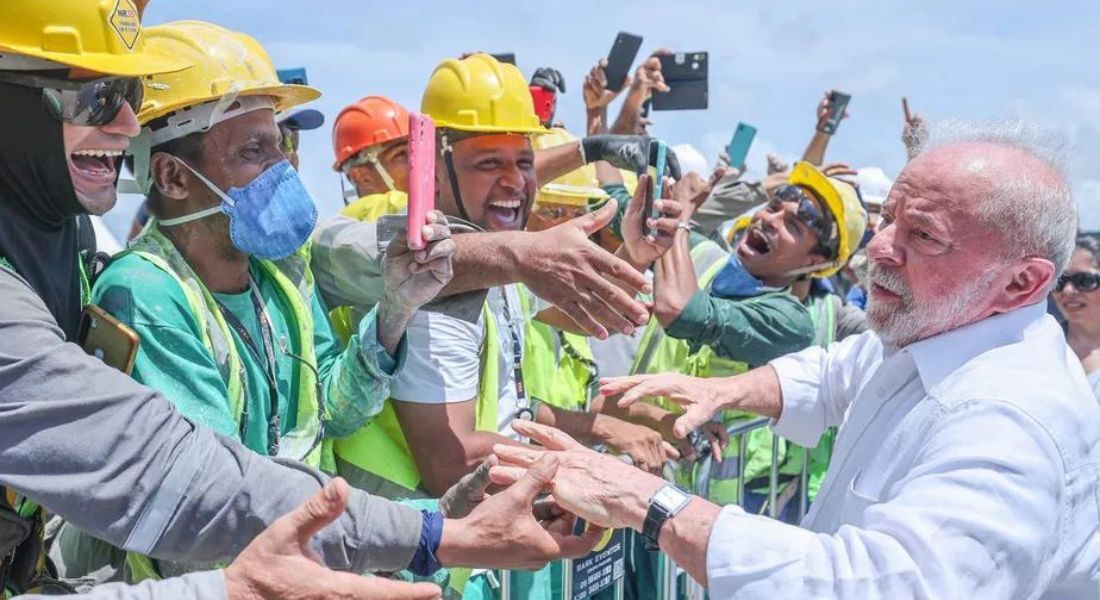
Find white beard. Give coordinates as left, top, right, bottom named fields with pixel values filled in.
left=866, top=262, right=999, bottom=347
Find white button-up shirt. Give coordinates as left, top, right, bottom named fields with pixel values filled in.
left=705, top=303, right=1100, bottom=599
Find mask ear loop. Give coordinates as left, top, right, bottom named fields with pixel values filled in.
left=157, top=159, right=235, bottom=227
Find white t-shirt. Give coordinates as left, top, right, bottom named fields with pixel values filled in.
left=390, top=285, right=529, bottom=438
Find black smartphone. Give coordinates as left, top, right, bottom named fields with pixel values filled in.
left=820, top=90, right=851, bottom=135
left=490, top=52, right=516, bottom=65
left=652, top=51, right=709, bottom=111
left=603, top=32, right=643, bottom=92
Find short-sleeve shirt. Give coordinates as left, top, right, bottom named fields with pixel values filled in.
left=390, top=285, right=528, bottom=438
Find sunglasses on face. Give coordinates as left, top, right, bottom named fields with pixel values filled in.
left=772, top=184, right=836, bottom=258
left=1056, top=271, right=1100, bottom=293
left=0, top=71, right=143, bottom=127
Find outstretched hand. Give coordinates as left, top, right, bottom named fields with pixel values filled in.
left=600, top=373, right=729, bottom=439
left=490, top=421, right=663, bottom=531
left=515, top=199, right=652, bottom=339
left=437, top=454, right=605, bottom=570
left=225, top=478, right=442, bottom=600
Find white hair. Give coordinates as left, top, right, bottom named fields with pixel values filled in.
left=912, top=119, right=1078, bottom=282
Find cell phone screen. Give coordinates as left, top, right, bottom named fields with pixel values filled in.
left=604, top=32, right=643, bottom=92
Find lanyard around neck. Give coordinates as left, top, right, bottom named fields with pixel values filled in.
left=214, top=275, right=282, bottom=456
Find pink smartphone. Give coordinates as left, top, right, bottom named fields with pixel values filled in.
left=406, top=112, right=436, bottom=251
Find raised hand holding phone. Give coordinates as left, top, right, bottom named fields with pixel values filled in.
left=406, top=112, right=435, bottom=251
left=817, top=90, right=851, bottom=135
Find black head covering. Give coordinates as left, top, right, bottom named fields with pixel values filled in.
left=0, top=79, right=92, bottom=340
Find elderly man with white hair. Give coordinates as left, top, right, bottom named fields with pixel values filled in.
left=491, top=120, right=1100, bottom=599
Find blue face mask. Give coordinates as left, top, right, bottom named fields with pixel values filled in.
left=159, top=159, right=318, bottom=260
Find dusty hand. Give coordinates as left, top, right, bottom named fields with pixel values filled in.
left=619, top=173, right=685, bottom=268
left=766, top=152, right=789, bottom=175
left=600, top=373, right=728, bottom=439
left=225, top=478, right=442, bottom=600
left=439, top=456, right=496, bottom=519
left=595, top=414, right=679, bottom=474
left=438, top=454, right=605, bottom=570
left=491, top=421, right=662, bottom=530
left=515, top=200, right=651, bottom=338
left=584, top=59, right=624, bottom=110
left=901, top=97, right=927, bottom=156
left=382, top=210, right=455, bottom=313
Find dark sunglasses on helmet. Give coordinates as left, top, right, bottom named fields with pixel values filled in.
left=1056, top=271, right=1100, bottom=293
left=0, top=71, right=143, bottom=127
left=772, top=184, right=837, bottom=258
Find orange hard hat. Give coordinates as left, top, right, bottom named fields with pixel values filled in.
left=331, top=95, right=410, bottom=171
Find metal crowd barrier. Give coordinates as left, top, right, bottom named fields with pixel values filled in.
left=495, top=417, right=812, bottom=600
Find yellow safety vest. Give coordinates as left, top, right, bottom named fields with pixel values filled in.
left=119, top=225, right=326, bottom=582
left=521, top=292, right=597, bottom=411
left=330, top=193, right=513, bottom=498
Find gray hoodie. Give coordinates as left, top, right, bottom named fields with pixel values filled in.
left=1, top=268, right=422, bottom=599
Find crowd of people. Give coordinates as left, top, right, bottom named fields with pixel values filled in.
left=1, top=2, right=1098, bottom=599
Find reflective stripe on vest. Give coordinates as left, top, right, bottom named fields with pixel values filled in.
left=332, top=300, right=500, bottom=495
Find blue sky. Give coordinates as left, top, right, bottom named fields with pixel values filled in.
left=105, top=0, right=1100, bottom=237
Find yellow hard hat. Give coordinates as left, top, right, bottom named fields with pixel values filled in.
left=788, top=161, right=868, bottom=278
left=533, top=128, right=607, bottom=208
left=0, top=0, right=186, bottom=76
left=421, top=53, right=544, bottom=135
left=137, top=21, right=320, bottom=125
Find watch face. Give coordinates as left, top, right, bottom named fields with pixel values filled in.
left=653, top=485, right=691, bottom=511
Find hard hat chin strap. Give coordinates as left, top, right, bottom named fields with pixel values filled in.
left=440, top=133, right=473, bottom=224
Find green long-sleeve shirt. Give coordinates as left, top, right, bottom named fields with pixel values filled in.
left=92, top=253, right=399, bottom=456
left=603, top=183, right=813, bottom=367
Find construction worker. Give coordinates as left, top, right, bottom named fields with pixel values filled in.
left=332, top=95, right=412, bottom=215
left=44, top=20, right=459, bottom=585
left=629, top=163, right=867, bottom=512
left=324, top=54, right=684, bottom=599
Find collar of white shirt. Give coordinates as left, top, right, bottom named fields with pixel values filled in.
left=900, top=301, right=1047, bottom=393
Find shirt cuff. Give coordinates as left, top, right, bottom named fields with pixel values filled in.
left=357, top=304, right=407, bottom=378
left=768, top=355, right=826, bottom=447
left=666, top=290, right=711, bottom=341
left=407, top=510, right=445, bottom=576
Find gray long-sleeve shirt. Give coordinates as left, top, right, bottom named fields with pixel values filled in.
left=0, top=268, right=422, bottom=599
